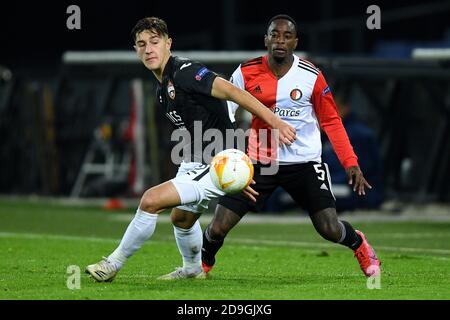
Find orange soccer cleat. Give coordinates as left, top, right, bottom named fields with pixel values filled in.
left=202, top=260, right=214, bottom=274
left=353, top=230, right=381, bottom=277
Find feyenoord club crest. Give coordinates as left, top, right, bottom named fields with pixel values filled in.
left=290, top=88, right=302, bottom=101
left=167, top=80, right=175, bottom=99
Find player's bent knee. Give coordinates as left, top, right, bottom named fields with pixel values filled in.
left=171, top=212, right=197, bottom=229
left=139, top=189, right=162, bottom=213
left=312, top=208, right=341, bottom=243
left=170, top=212, right=182, bottom=225
left=317, top=221, right=341, bottom=243
left=208, top=222, right=229, bottom=240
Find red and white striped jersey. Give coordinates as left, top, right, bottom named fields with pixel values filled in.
left=227, top=54, right=358, bottom=169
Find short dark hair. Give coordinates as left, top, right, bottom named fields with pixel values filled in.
left=131, top=17, right=169, bottom=42
left=267, top=14, right=298, bottom=35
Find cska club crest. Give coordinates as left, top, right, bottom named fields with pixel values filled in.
left=167, top=80, right=176, bottom=100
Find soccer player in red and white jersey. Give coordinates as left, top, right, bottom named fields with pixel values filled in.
left=201, top=14, right=381, bottom=277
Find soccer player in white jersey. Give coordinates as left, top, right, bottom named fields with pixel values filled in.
left=85, top=17, right=296, bottom=282
left=201, top=14, right=381, bottom=277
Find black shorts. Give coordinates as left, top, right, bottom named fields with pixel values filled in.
left=218, top=161, right=336, bottom=217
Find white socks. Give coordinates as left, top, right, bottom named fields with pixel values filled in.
left=107, top=208, right=202, bottom=274
left=108, top=208, right=158, bottom=270
left=173, top=220, right=203, bottom=273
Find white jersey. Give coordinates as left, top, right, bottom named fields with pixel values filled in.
left=228, top=54, right=358, bottom=169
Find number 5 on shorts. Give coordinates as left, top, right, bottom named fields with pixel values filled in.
left=313, top=164, right=325, bottom=181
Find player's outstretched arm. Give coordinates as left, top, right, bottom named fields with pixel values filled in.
left=345, top=166, right=372, bottom=196
left=211, top=77, right=296, bottom=145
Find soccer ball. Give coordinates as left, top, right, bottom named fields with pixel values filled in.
left=210, top=149, right=254, bottom=194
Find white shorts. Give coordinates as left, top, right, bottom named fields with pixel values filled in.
left=171, top=161, right=225, bottom=214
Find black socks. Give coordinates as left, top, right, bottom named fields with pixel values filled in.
left=339, top=220, right=362, bottom=250
left=201, top=228, right=224, bottom=266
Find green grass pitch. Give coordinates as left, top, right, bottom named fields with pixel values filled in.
left=0, top=199, right=449, bottom=300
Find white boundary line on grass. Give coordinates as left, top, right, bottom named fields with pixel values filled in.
left=108, top=213, right=450, bottom=224
left=227, top=238, right=450, bottom=256
left=1, top=231, right=450, bottom=259
left=0, top=232, right=119, bottom=244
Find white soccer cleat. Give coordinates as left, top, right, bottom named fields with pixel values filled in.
left=85, top=257, right=118, bottom=282
left=157, top=267, right=207, bottom=280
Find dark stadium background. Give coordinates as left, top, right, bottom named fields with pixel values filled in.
left=1, top=0, right=449, bottom=64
